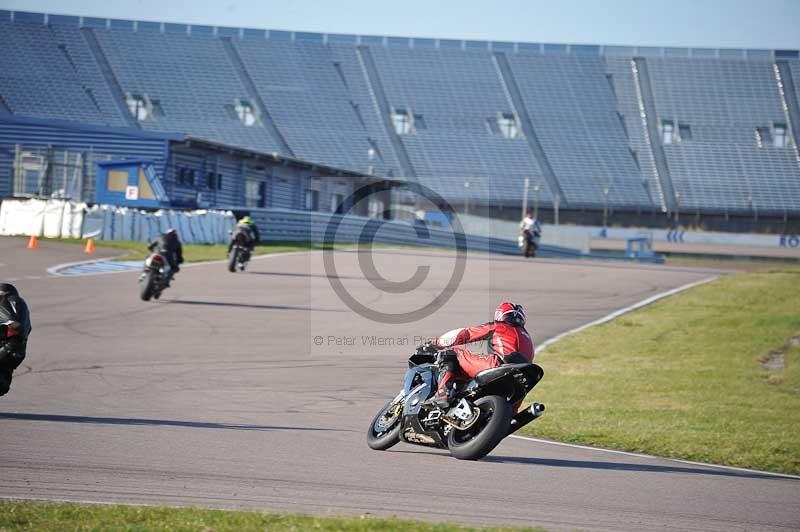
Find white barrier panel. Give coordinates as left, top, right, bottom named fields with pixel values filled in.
left=562, top=224, right=795, bottom=249
left=43, top=200, right=66, bottom=238
left=0, top=198, right=45, bottom=236
left=458, top=213, right=591, bottom=253
left=0, top=198, right=234, bottom=244
left=60, top=201, right=85, bottom=239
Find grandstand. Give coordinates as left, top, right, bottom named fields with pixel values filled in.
left=0, top=10, right=799, bottom=230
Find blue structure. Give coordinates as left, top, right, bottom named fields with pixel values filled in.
left=0, top=9, right=799, bottom=226
left=95, top=160, right=169, bottom=208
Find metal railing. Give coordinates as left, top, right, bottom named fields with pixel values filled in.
left=245, top=208, right=585, bottom=258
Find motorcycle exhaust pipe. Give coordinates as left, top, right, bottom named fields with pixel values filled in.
left=508, top=402, right=545, bottom=435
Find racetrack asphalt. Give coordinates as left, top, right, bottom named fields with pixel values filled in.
left=1, top=237, right=798, bottom=531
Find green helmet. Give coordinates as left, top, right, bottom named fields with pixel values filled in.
left=240, top=216, right=254, bottom=225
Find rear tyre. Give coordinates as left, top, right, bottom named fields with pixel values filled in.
left=447, top=395, right=511, bottom=461
left=367, top=400, right=403, bottom=451
left=228, top=249, right=238, bottom=273
left=140, top=271, right=155, bottom=301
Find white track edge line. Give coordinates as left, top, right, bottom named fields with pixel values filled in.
left=524, top=274, right=800, bottom=480
left=508, top=434, right=800, bottom=479
left=535, top=276, right=719, bottom=354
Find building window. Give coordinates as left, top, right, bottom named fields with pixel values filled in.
left=246, top=180, right=266, bottom=208
left=391, top=107, right=413, bottom=135
left=497, top=112, right=519, bottom=139
left=774, top=123, right=788, bottom=148
left=660, top=120, right=674, bottom=145
left=176, top=167, right=195, bottom=186
left=678, top=123, right=692, bottom=142
left=755, top=127, right=772, bottom=148
left=207, top=171, right=223, bottom=190
left=331, top=193, right=344, bottom=214
left=304, top=189, right=319, bottom=211
left=137, top=168, right=156, bottom=199
left=126, top=93, right=150, bottom=121
left=106, top=170, right=128, bottom=192
left=234, top=100, right=258, bottom=126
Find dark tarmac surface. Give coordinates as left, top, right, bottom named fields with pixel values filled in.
left=1, top=237, right=798, bottom=531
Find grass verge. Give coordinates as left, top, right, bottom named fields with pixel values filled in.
left=522, top=267, right=800, bottom=475
left=0, top=501, right=544, bottom=532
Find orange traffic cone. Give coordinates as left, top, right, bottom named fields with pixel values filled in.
left=27, top=235, right=38, bottom=249
left=84, top=238, right=95, bottom=255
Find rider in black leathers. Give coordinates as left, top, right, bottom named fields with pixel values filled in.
left=227, top=216, right=260, bottom=257
left=0, top=283, right=32, bottom=397
left=147, top=228, right=184, bottom=286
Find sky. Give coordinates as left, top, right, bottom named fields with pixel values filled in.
left=1, top=0, right=799, bottom=50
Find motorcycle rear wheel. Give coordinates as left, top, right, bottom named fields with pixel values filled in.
left=228, top=249, right=239, bottom=273
left=367, top=400, right=403, bottom=451
left=447, top=395, right=511, bottom=460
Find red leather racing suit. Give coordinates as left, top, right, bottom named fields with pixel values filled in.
left=434, top=321, right=535, bottom=410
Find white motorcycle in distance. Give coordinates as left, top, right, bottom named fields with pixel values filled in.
left=139, top=252, right=170, bottom=301
left=518, top=217, right=542, bottom=258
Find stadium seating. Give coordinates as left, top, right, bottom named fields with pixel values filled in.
left=1, top=12, right=799, bottom=215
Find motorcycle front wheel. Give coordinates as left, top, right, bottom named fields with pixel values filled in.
left=447, top=395, right=511, bottom=460
left=140, top=271, right=155, bottom=301
left=366, top=400, right=403, bottom=451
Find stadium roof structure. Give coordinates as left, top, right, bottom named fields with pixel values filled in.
left=2, top=9, right=797, bottom=60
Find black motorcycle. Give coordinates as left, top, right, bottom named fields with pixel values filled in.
left=367, top=350, right=545, bottom=460
left=520, top=228, right=541, bottom=258
left=228, top=231, right=251, bottom=273
left=139, top=252, right=169, bottom=301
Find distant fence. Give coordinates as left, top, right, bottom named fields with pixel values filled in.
left=458, top=213, right=591, bottom=253
left=247, top=208, right=584, bottom=258
left=0, top=199, right=651, bottom=260
left=0, top=198, right=235, bottom=244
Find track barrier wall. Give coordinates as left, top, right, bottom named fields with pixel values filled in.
left=0, top=198, right=236, bottom=244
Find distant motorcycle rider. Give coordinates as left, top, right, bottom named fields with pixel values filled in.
left=147, top=228, right=184, bottom=285
left=421, top=301, right=534, bottom=409
left=0, top=283, right=32, bottom=397
left=228, top=216, right=260, bottom=256
left=520, top=209, right=541, bottom=258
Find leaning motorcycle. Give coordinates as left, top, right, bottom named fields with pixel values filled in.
left=139, top=252, right=169, bottom=301
left=518, top=228, right=540, bottom=258
left=367, top=350, right=545, bottom=460
left=228, top=231, right=251, bottom=273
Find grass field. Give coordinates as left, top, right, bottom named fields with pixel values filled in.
left=522, top=266, right=800, bottom=474
left=0, top=501, right=543, bottom=532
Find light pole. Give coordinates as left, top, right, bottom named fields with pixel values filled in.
left=748, top=192, right=758, bottom=223
left=533, top=184, right=541, bottom=220
left=367, top=148, right=376, bottom=176
left=521, top=177, right=530, bottom=218
left=674, top=191, right=681, bottom=227
left=554, top=192, right=560, bottom=226
left=642, top=179, right=654, bottom=220
left=602, top=186, right=610, bottom=229
left=463, top=180, right=471, bottom=216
